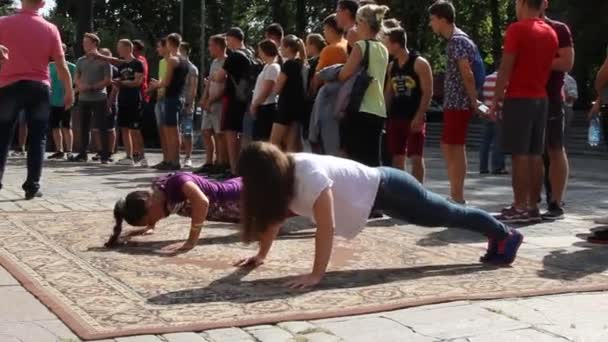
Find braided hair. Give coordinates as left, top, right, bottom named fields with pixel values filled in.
left=105, top=191, right=151, bottom=248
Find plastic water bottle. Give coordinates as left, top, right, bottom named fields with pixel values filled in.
left=588, top=114, right=601, bottom=147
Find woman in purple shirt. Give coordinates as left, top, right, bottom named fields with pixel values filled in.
left=106, top=172, right=242, bottom=254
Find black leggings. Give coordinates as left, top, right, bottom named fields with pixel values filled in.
left=341, top=112, right=385, bottom=167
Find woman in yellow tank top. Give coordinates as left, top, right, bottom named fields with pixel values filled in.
left=338, top=4, right=390, bottom=167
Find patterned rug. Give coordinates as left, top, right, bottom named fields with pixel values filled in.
left=2, top=212, right=608, bottom=340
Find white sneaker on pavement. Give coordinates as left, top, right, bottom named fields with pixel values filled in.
left=183, top=158, right=193, bottom=168
left=116, top=157, right=135, bottom=166
left=139, top=158, right=149, bottom=167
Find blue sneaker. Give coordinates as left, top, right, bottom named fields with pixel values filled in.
left=482, top=229, right=523, bottom=266
left=479, top=238, right=498, bottom=263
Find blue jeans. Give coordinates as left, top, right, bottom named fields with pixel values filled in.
left=0, top=81, right=51, bottom=193
left=479, top=121, right=505, bottom=172
left=373, top=167, right=509, bottom=240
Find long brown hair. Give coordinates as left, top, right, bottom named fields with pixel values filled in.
left=282, top=34, right=308, bottom=65
left=237, top=142, right=296, bottom=243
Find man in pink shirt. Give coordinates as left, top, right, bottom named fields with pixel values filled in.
left=0, top=0, right=74, bottom=200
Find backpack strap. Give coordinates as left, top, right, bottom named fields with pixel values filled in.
left=361, top=40, right=371, bottom=71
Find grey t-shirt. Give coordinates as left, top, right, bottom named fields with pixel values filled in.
left=207, top=58, right=225, bottom=116
left=76, top=56, right=112, bottom=101
left=183, top=60, right=199, bottom=104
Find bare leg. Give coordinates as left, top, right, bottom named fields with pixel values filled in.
left=52, top=129, right=63, bottom=153
left=18, top=124, right=27, bottom=151
left=442, top=143, right=467, bottom=203
left=121, top=127, right=133, bottom=158
left=62, top=127, right=73, bottom=153
left=511, top=155, right=530, bottom=209
left=203, top=129, right=215, bottom=165
left=410, top=155, right=426, bottom=184
left=225, top=131, right=240, bottom=174
left=91, top=129, right=101, bottom=154
left=132, top=129, right=145, bottom=157
left=548, top=147, right=568, bottom=205
left=164, top=126, right=181, bottom=163
left=529, top=155, right=544, bottom=210
left=216, top=132, right=228, bottom=165
left=270, top=123, right=289, bottom=151
left=392, top=154, right=406, bottom=170
left=286, top=123, right=303, bottom=152
left=158, top=125, right=168, bottom=162
left=108, top=129, right=117, bottom=155
left=183, top=136, right=193, bottom=159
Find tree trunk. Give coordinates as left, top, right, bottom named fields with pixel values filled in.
left=490, top=0, right=502, bottom=69
left=75, top=0, right=94, bottom=57
left=295, top=0, right=306, bottom=37
left=271, top=0, right=287, bottom=28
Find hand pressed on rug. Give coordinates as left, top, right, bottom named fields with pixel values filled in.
left=159, top=241, right=196, bottom=256
left=234, top=255, right=265, bottom=268
left=285, top=273, right=324, bottom=289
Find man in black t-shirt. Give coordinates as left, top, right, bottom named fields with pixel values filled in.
left=114, top=39, right=145, bottom=166
left=214, top=27, right=253, bottom=176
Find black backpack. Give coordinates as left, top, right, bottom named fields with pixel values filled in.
left=231, top=48, right=262, bottom=103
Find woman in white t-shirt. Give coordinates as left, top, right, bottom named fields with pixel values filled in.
left=235, top=142, right=524, bottom=288
left=250, top=40, right=281, bottom=142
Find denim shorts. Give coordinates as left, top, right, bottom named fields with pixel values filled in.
left=179, top=109, right=194, bottom=137
left=161, top=97, right=183, bottom=127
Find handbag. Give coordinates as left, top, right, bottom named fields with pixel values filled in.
left=345, top=40, right=373, bottom=116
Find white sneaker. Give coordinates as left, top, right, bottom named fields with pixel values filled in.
left=594, top=216, right=608, bottom=225
left=116, top=157, right=135, bottom=166
left=139, top=158, right=149, bottom=167
left=183, top=158, right=193, bottom=168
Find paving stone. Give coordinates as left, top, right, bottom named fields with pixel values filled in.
left=315, top=316, right=434, bottom=342
left=0, top=287, right=57, bottom=322
left=0, top=266, right=18, bottom=286
left=0, top=322, right=59, bottom=342
left=536, top=323, right=608, bottom=342
left=384, top=303, right=527, bottom=339
left=163, top=332, right=210, bottom=342
left=277, top=321, right=319, bottom=335
left=296, top=331, right=342, bottom=342
left=203, top=327, right=255, bottom=342
left=244, top=325, right=293, bottom=342
left=34, top=319, right=81, bottom=341
left=115, top=335, right=163, bottom=342
left=445, top=328, right=567, bottom=342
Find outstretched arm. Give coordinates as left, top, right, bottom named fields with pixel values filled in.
left=286, top=187, right=335, bottom=288
left=160, top=181, right=209, bottom=255
left=234, top=222, right=282, bottom=268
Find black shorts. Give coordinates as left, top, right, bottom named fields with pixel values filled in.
left=499, top=98, right=548, bottom=155
left=50, top=106, right=71, bottom=129
left=253, top=103, right=277, bottom=141
left=222, top=99, right=246, bottom=133
left=275, top=102, right=302, bottom=126
left=546, top=101, right=565, bottom=149
left=118, top=102, right=142, bottom=129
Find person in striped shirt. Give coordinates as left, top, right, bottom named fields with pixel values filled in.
left=479, top=71, right=507, bottom=175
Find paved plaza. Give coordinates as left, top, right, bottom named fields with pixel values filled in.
left=1, top=149, right=608, bottom=342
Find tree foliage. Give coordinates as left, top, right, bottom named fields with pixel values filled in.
left=47, top=0, right=608, bottom=104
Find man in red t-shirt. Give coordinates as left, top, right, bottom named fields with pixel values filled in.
left=492, top=0, right=558, bottom=224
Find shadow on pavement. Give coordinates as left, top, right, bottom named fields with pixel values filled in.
left=146, top=263, right=494, bottom=305
left=538, top=231, right=608, bottom=280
